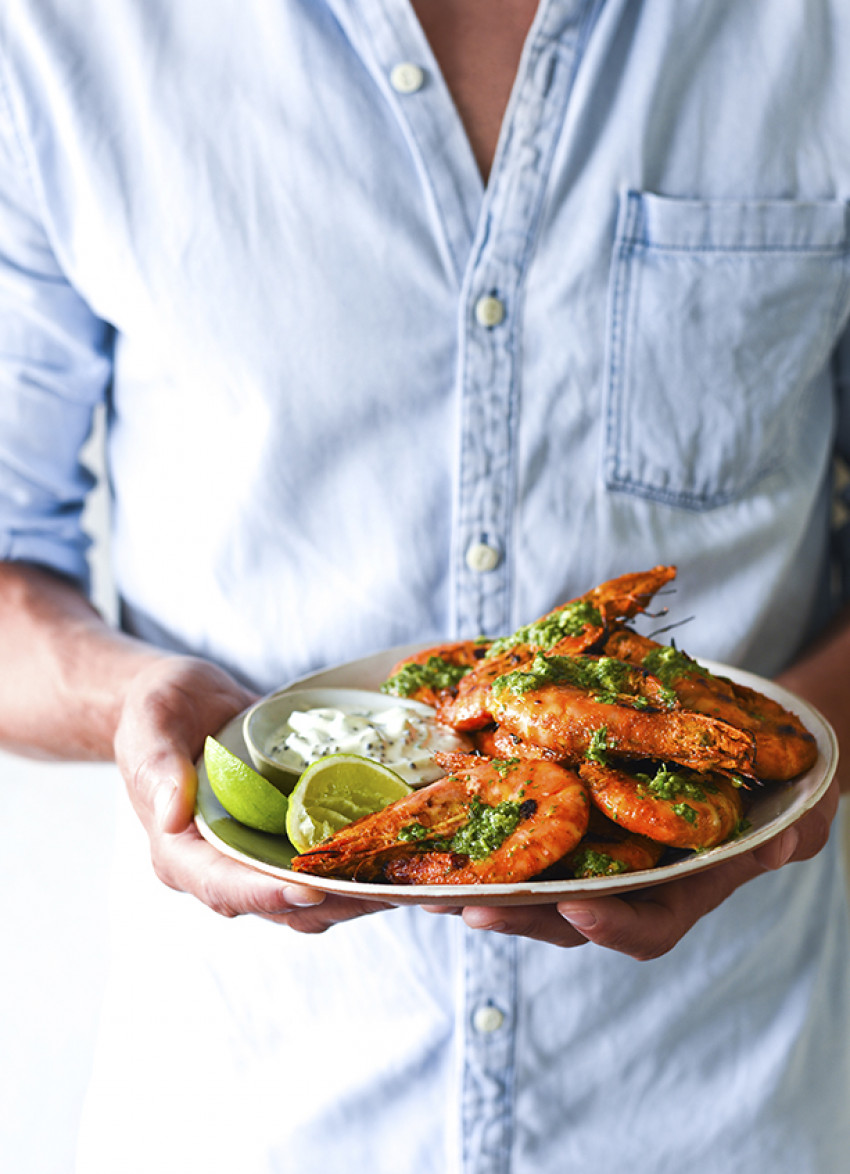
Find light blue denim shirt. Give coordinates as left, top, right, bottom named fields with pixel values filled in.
left=2, top=2, right=850, bottom=1172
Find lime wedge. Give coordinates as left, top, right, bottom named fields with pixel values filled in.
left=286, top=753, right=412, bottom=854
left=204, top=736, right=289, bottom=834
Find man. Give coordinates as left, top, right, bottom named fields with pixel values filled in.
left=1, top=1, right=848, bottom=1170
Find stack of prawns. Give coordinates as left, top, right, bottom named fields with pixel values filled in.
left=290, top=567, right=818, bottom=885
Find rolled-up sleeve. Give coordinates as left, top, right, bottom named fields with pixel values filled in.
left=0, top=63, right=113, bottom=592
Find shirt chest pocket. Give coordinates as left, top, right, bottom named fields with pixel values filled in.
left=604, top=191, right=850, bottom=509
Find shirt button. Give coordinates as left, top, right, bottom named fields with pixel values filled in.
left=473, top=1004, right=505, bottom=1034
left=474, top=295, right=506, bottom=328
left=390, top=62, right=426, bottom=94
left=466, top=542, right=501, bottom=574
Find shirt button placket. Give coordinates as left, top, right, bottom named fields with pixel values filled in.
left=452, top=19, right=574, bottom=645
left=455, top=278, right=514, bottom=639
left=460, top=929, right=517, bottom=1174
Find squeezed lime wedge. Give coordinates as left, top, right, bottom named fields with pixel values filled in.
left=286, top=753, right=411, bottom=854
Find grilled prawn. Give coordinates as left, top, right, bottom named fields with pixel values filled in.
left=289, top=754, right=590, bottom=885
left=563, top=808, right=666, bottom=877
left=488, top=653, right=757, bottom=776
left=381, top=639, right=490, bottom=710
left=427, top=565, right=678, bottom=731
left=603, top=628, right=817, bottom=780
left=579, top=760, right=744, bottom=851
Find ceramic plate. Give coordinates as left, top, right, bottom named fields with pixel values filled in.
left=194, top=644, right=839, bottom=906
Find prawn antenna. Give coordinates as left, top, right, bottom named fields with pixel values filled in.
left=647, top=614, right=695, bottom=640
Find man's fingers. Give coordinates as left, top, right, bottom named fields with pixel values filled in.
left=149, top=821, right=393, bottom=930
left=457, top=841, right=783, bottom=959
left=750, top=825, right=800, bottom=872
left=134, top=750, right=198, bottom=833
left=751, top=777, right=838, bottom=871
left=460, top=903, right=591, bottom=948
left=458, top=781, right=842, bottom=959
left=555, top=848, right=780, bottom=960
left=110, top=655, right=399, bottom=931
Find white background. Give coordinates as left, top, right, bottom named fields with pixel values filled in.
left=0, top=417, right=119, bottom=1174
left=0, top=420, right=847, bottom=1173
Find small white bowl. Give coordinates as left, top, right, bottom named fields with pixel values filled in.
left=242, top=686, right=470, bottom=792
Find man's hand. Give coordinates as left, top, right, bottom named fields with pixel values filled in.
left=425, top=777, right=839, bottom=956
left=0, top=564, right=391, bottom=931
left=114, top=656, right=394, bottom=931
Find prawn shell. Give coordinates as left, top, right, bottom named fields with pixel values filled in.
left=579, top=761, right=744, bottom=851
left=726, top=680, right=818, bottom=780
left=602, top=628, right=817, bottom=780
left=434, top=565, right=677, bottom=730
left=490, top=681, right=757, bottom=776
left=382, top=639, right=488, bottom=708
left=565, top=834, right=665, bottom=877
